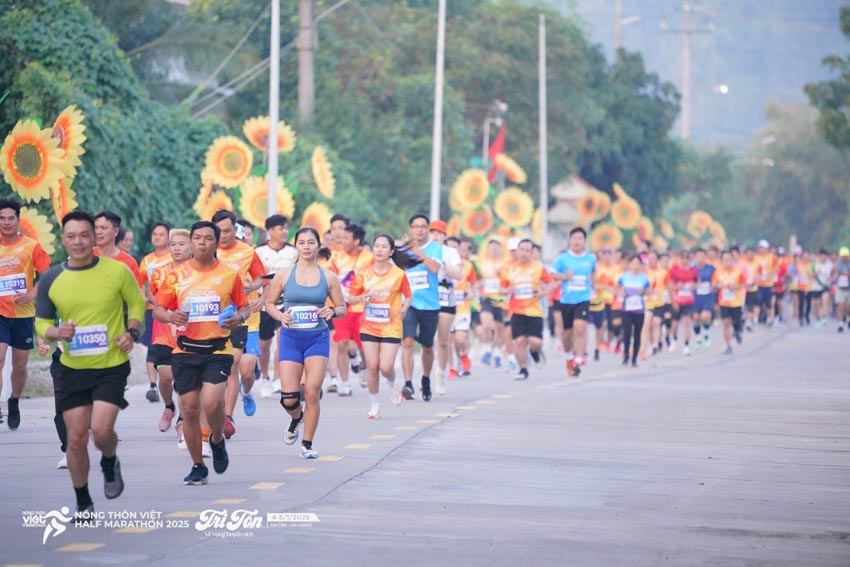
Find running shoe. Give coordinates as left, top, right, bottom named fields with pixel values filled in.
left=284, top=413, right=303, bottom=445
left=7, top=396, right=20, bottom=430
left=0, top=405, right=3, bottom=424
left=101, top=456, right=124, bottom=499
left=145, top=387, right=160, bottom=403
left=359, top=372, right=368, bottom=388
left=202, top=442, right=212, bottom=458
left=723, top=346, right=733, bottom=355
left=159, top=408, right=175, bottom=432
left=667, top=342, right=676, bottom=353
left=367, top=405, right=381, bottom=419
left=224, top=415, right=236, bottom=439
left=567, top=359, right=575, bottom=376
left=299, top=444, right=318, bottom=459
left=460, top=354, right=472, bottom=373
left=260, top=379, right=274, bottom=399
left=735, top=332, right=743, bottom=345
left=327, top=377, right=339, bottom=393
left=683, top=346, right=690, bottom=357
left=614, top=342, right=622, bottom=355
left=481, top=352, right=492, bottom=366
left=494, top=355, right=502, bottom=369
left=421, top=376, right=432, bottom=402
left=76, top=503, right=95, bottom=520
left=593, top=350, right=600, bottom=361
left=434, top=369, right=446, bottom=396
left=242, top=392, right=256, bottom=417
left=350, top=350, right=361, bottom=374
left=209, top=437, right=229, bottom=474
left=447, top=368, right=458, bottom=381
left=57, top=453, right=68, bottom=469
left=506, top=359, right=518, bottom=373
left=390, top=385, right=404, bottom=406
left=631, top=360, right=638, bottom=368
left=177, top=435, right=187, bottom=450
left=838, top=325, right=844, bottom=333
left=402, top=384, right=415, bottom=401
left=338, top=383, right=353, bottom=397
left=514, top=369, right=529, bottom=381
left=183, top=463, right=209, bottom=485
left=175, top=417, right=183, bottom=439
left=622, top=358, right=628, bottom=366
left=703, top=337, right=711, bottom=348
left=272, top=379, right=282, bottom=393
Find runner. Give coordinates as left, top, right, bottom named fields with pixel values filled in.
left=35, top=210, right=145, bottom=513
left=740, top=247, right=759, bottom=331
left=754, top=240, right=777, bottom=326
left=0, top=197, right=52, bottom=429
left=429, top=221, right=462, bottom=394
left=551, top=227, right=596, bottom=377
left=476, top=238, right=506, bottom=368
left=93, top=210, right=142, bottom=285
left=212, top=210, right=266, bottom=436
left=254, top=215, right=298, bottom=397
left=349, top=234, right=415, bottom=417
left=594, top=248, right=619, bottom=358
left=692, top=248, right=716, bottom=349
left=666, top=249, right=699, bottom=355
left=712, top=250, right=747, bottom=354
left=499, top=239, right=552, bottom=380
left=773, top=247, right=791, bottom=325
left=117, top=227, right=134, bottom=255
left=138, top=221, right=173, bottom=404
left=447, top=238, right=477, bottom=378
left=836, top=247, right=850, bottom=333
left=329, top=223, right=373, bottom=396
left=264, top=227, right=345, bottom=459
left=813, top=249, right=834, bottom=327
left=236, top=218, right=255, bottom=245
left=325, top=213, right=350, bottom=393
left=153, top=220, right=250, bottom=484
left=790, top=250, right=814, bottom=326
left=617, top=254, right=650, bottom=367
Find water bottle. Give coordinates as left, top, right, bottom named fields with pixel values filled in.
left=177, top=299, right=191, bottom=332
left=218, top=303, right=236, bottom=328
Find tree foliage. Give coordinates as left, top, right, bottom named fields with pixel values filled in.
left=805, top=6, right=850, bottom=149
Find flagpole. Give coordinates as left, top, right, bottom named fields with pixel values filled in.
left=267, top=0, right=281, bottom=217
left=538, top=13, right=548, bottom=257
left=429, top=0, right=446, bottom=221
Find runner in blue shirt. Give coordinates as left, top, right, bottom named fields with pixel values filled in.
left=551, top=227, right=596, bottom=377
left=692, top=248, right=717, bottom=349
left=616, top=255, right=650, bottom=367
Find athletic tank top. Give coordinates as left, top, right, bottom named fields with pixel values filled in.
left=282, top=265, right=329, bottom=332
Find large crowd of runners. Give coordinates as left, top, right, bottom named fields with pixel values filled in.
left=1, top=196, right=849, bottom=516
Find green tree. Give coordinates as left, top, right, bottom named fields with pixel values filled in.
left=805, top=6, right=850, bottom=148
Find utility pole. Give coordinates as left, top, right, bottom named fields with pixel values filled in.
left=298, top=0, right=315, bottom=128
left=663, top=2, right=711, bottom=140
left=538, top=13, right=548, bottom=258
left=267, top=0, right=280, bottom=216
left=614, top=0, right=622, bottom=51
left=429, top=0, right=447, bottom=221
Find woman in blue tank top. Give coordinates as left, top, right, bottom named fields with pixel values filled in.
left=265, top=227, right=345, bottom=459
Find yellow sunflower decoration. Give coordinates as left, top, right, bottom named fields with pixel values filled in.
left=610, top=198, right=641, bottom=230
left=576, top=191, right=599, bottom=221
left=531, top=208, right=543, bottom=243
left=193, top=170, right=215, bottom=216
left=239, top=175, right=296, bottom=227
left=0, top=119, right=68, bottom=203
left=461, top=207, right=494, bottom=237
left=612, top=182, right=630, bottom=200
left=301, top=202, right=333, bottom=236
left=679, top=235, right=697, bottom=249
left=589, top=224, right=623, bottom=251
left=52, top=105, right=87, bottom=175
left=709, top=221, right=727, bottom=247
left=652, top=236, right=669, bottom=250
left=493, top=187, right=534, bottom=228
left=658, top=218, right=675, bottom=239
left=447, top=215, right=461, bottom=238
left=493, top=153, right=527, bottom=184
left=199, top=190, right=234, bottom=221
left=595, top=191, right=612, bottom=219
left=242, top=116, right=297, bottom=153
left=51, top=177, right=78, bottom=221
left=449, top=169, right=490, bottom=212
left=18, top=206, right=56, bottom=254
left=204, top=136, right=253, bottom=189
left=311, top=146, right=336, bottom=199
left=686, top=210, right=713, bottom=239
left=494, top=224, right=515, bottom=239
left=634, top=216, right=654, bottom=242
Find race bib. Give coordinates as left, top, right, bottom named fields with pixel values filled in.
left=68, top=324, right=109, bottom=357
left=439, top=288, right=453, bottom=307
left=187, top=296, right=222, bottom=322
left=453, top=290, right=466, bottom=303
left=721, top=288, right=737, bottom=303
left=624, top=295, right=643, bottom=312
left=483, top=279, right=500, bottom=295
left=408, top=271, right=430, bottom=291
left=662, top=291, right=671, bottom=303
left=839, top=275, right=849, bottom=288
left=514, top=283, right=534, bottom=300
left=696, top=282, right=712, bottom=295
left=677, top=288, right=693, bottom=299
left=290, top=305, right=320, bottom=329
left=0, top=273, right=26, bottom=297
left=567, top=275, right=587, bottom=292
left=365, top=303, right=390, bottom=324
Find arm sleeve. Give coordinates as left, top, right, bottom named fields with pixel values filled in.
left=541, top=267, right=553, bottom=284
left=230, top=275, right=249, bottom=309
left=34, top=266, right=61, bottom=338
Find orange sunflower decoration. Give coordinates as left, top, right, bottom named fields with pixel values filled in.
left=204, top=136, right=253, bottom=189
left=493, top=187, right=534, bottom=228
left=589, top=224, right=623, bottom=252
left=198, top=190, right=234, bottom=221
left=594, top=191, right=612, bottom=219
left=239, top=175, right=296, bottom=227
left=447, top=215, right=461, bottom=238
left=610, top=198, right=641, bottom=230
left=193, top=170, right=215, bottom=216
left=18, top=206, right=56, bottom=255
left=51, top=177, right=78, bottom=221
left=0, top=119, right=68, bottom=203
left=461, top=207, right=494, bottom=237
left=634, top=216, right=654, bottom=242
left=311, top=146, right=336, bottom=199
left=658, top=218, right=674, bottom=239
left=52, top=105, right=87, bottom=176
left=531, top=208, right=543, bottom=243
left=612, top=182, right=630, bottom=200
left=301, top=202, right=333, bottom=236
left=242, top=116, right=297, bottom=153
left=576, top=191, right=599, bottom=221
left=493, top=153, right=527, bottom=184
left=494, top=224, right=515, bottom=239
left=652, top=236, right=669, bottom=250
left=679, top=235, right=697, bottom=249
left=449, top=169, right=489, bottom=212
left=709, top=221, right=727, bottom=247
left=686, top=210, right=713, bottom=239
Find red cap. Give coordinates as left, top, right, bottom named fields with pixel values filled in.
left=429, top=220, right=447, bottom=234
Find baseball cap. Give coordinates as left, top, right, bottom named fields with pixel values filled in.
left=840, top=246, right=849, bottom=257
left=777, top=246, right=786, bottom=255
left=758, top=239, right=769, bottom=248
left=429, top=220, right=447, bottom=234
left=507, top=237, right=521, bottom=251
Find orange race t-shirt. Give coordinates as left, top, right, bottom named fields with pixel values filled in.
left=712, top=266, right=747, bottom=308
left=217, top=240, right=266, bottom=331
left=754, top=252, right=777, bottom=288
left=478, top=257, right=505, bottom=302
left=595, top=263, right=619, bottom=305
left=149, top=261, right=180, bottom=348
left=139, top=250, right=173, bottom=309
left=454, top=259, right=478, bottom=315
left=330, top=248, right=374, bottom=314
left=0, top=234, right=51, bottom=318
left=94, top=248, right=143, bottom=287
left=500, top=261, right=552, bottom=318
left=350, top=264, right=411, bottom=339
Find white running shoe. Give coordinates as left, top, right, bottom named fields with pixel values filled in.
left=338, top=383, right=353, bottom=397
left=359, top=372, right=368, bottom=389
left=57, top=453, right=68, bottom=469
left=202, top=442, right=212, bottom=458
left=177, top=434, right=187, bottom=450
left=667, top=342, right=676, bottom=353
left=299, top=445, right=318, bottom=459
left=367, top=404, right=381, bottom=419
left=434, top=369, right=446, bottom=396
left=272, top=379, right=282, bottom=394
left=260, top=379, right=273, bottom=399
left=683, top=345, right=691, bottom=356
left=390, top=384, right=403, bottom=406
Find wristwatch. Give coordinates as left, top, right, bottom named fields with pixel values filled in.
left=128, top=328, right=140, bottom=342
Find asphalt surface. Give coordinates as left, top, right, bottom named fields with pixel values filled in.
left=1, top=323, right=849, bottom=566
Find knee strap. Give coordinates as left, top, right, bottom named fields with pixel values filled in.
left=280, top=390, right=302, bottom=411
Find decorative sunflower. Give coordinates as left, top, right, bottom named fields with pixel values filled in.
left=449, top=169, right=489, bottom=212
left=635, top=216, right=655, bottom=242
left=531, top=208, right=543, bottom=243
left=52, top=105, right=87, bottom=175
left=311, top=146, right=336, bottom=199
left=686, top=210, right=713, bottom=239
left=610, top=198, right=641, bottom=230
left=612, top=182, right=630, bottom=200
left=589, top=223, right=623, bottom=251
left=493, top=187, right=534, bottom=228
left=204, top=136, right=253, bottom=188
left=239, top=175, right=296, bottom=227
left=242, top=116, right=297, bottom=153
left=447, top=215, right=461, bottom=238
left=658, top=218, right=675, bottom=239
left=0, top=119, right=68, bottom=203
left=198, top=190, right=234, bottom=221
left=678, top=235, right=697, bottom=249
left=493, top=153, right=527, bottom=184
left=18, top=206, right=56, bottom=254
left=652, top=236, right=669, bottom=250
left=51, top=177, right=78, bottom=221
left=709, top=221, right=727, bottom=247
left=576, top=191, right=599, bottom=221
left=300, top=202, right=333, bottom=236
left=193, top=170, right=215, bottom=216
left=494, top=224, right=514, bottom=239
left=461, top=207, right=494, bottom=237
left=594, top=191, right=612, bottom=219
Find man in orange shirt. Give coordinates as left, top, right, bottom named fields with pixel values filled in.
left=93, top=211, right=142, bottom=285
left=753, top=239, right=777, bottom=326
left=153, top=221, right=250, bottom=485
left=712, top=250, right=747, bottom=354
left=500, top=239, right=553, bottom=380
left=0, top=198, right=52, bottom=430
left=138, top=221, right=173, bottom=404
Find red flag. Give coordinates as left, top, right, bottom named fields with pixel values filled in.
left=487, top=123, right=506, bottom=183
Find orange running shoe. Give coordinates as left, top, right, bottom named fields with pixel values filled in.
left=447, top=368, right=458, bottom=381
left=639, top=351, right=647, bottom=360
left=566, top=359, right=574, bottom=376
left=460, top=354, right=472, bottom=373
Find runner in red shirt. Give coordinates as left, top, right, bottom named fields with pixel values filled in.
left=665, top=249, right=699, bottom=355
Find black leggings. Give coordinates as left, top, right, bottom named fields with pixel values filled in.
left=622, top=312, right=645, bottom=363
left=797, top=290, right=814, bottom=323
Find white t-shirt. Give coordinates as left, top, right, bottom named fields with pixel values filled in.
left=255, top=243, right=298, bottom=275
left=813, top=260, right=834, bottom=292
left=437, top=244, right=462, bottom=308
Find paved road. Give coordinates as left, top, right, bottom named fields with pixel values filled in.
left=2, top=325, right=849, bottom=566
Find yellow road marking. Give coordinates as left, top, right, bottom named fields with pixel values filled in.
left=369, top=434, right=395, bottom=440
left=250, top=482, right=284, bottom=490
left=316, top=455, right=344, bottom=462
left=4, top=564, right=43, bottom=566
left=435, top=412, right=459, bottom=417
left=113, top=527, right=158, bottom=534
left=417, top=419, right=439, bottom=424
left=284, top=467, right=315, bottom=474
left=491, top=394, right=511, bottom=399
left=212, top=499, right=246, bottom=505
left=55, top=543, right=105, bottom=552
left=455, top=405, right=478, bottom=410
left=394, top=426, right=418, bottom=431
left=166, top=511, right=201, bottom=518
left=344, top=444, right=370, bottom=449
left=475, top=400, right=495, bottom=405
